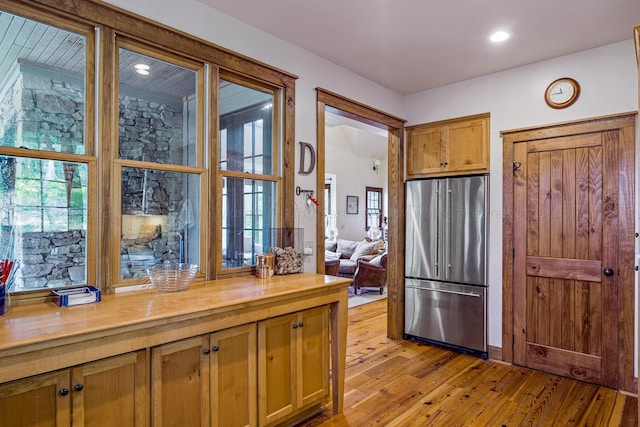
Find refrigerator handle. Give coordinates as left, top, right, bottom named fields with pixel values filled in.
left=435, top=186, right=440, bottom=277
left=446, top=187, right=452, bottom=273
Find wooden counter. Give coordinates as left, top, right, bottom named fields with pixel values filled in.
left=0, top=273, right=350, bottom=426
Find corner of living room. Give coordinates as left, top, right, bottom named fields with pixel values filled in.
left=323, top=111, right=389, bottom=308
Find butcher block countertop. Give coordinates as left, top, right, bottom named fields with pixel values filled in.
left=0, top=273, right=351, bottom=392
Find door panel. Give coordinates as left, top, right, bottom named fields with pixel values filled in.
left=513, top=132, right=618, bottom=388
left=446, top=175, right=487, bottom=285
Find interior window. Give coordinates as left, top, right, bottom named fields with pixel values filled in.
left=0, top=11, right=93, bottom=293
left=219, top=79, right=279, bottom=269
left=116, top=44, right=203, bottom=283
left=365, top=186, right=383, bottom=231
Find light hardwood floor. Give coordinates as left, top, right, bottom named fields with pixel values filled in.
left=297, top=299, right=638, bottom=427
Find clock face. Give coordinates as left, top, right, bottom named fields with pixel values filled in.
left=545, top=78, right=580, bottom=108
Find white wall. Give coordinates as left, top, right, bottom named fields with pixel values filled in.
left=103, top=0, right=405, bottom=269
left=104, top=0, right=638, bottom=353
left=405, top=40, right=639, bottom=349
left=325, top=127, right=388, bottom=242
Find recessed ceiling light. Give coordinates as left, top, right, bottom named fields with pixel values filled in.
left=134, top=64, right=150, bottom=75
left=490, top=31, right=510, bottom=43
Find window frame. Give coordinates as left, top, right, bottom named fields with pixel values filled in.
left=215, top=72, right=282, bottom=277
left=0, top=7, right=97, bottom=304
left=365, top=186, right=383, bottom=231
left=0, top=0, right=297, bottom=302
left=109, top=37, right=207, bottom=289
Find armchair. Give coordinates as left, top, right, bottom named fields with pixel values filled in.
left=324, top=259, right=340, bottom=276
left=352, top=253, right=387, bottom=295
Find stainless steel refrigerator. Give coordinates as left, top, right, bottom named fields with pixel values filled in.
left=404, top=175, right=488, bottom=358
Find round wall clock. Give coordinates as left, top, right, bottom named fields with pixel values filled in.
left=544, top=77, right=580, bottom=109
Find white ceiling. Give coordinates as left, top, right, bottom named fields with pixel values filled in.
left=197, top=0, right=640, bottom=95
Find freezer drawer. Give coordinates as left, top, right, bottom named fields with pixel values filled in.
left=404, top=279, right=486, bottom=355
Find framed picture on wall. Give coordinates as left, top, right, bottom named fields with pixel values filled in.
left=346, top=195, right=358, bottom=214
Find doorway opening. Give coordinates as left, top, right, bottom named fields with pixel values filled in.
left=315, top=88, right=405, bottom=339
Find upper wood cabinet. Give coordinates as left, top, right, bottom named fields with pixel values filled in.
left=406, top=113, right=490, bottom=177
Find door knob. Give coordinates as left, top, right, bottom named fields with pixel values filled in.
left=603, top=268, right=614, bottom=277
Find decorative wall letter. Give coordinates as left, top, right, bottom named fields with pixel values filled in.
left=298, top=141, right=316, bottom=175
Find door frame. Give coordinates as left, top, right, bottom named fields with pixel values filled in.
left=501, top=112, right=636, bottom=392
left=315, top=88, right=406, bottom=339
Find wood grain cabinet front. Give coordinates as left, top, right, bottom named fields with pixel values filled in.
left=258, top=305, right=330, bottom=427
left=0, top=351, right=148, bottom=427
left=406, top=113, right=490, bottom=178
left=151, top=323, right=257, bottom=427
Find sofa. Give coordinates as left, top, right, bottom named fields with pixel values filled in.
left=325, top=238, right=385, bottom=278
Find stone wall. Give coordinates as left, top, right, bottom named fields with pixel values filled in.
left=16, top=230, right=86, bottom=290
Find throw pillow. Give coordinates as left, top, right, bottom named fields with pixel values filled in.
left=349, top=241, right=377, bottom=262
left=325, top=250, right=342, bottom=261
left=325, top=240, right=337, bottom=252
left=336, top=239, right=361, bottom=259
left=369, top=254, right=384, bottom=266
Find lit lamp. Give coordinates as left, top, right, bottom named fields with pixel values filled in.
left=373, top=159, right=380, bottom=173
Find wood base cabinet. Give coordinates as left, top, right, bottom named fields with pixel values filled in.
left=0, top=351, right=148, bottom=427
left=258, top=306, right=330, bottom=427
left=407, top=113, right=490, bottom=177
left=152, top=324, right=256, bottom=427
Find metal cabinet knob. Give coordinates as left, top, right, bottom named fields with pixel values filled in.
left=203, top=348, right=210, bottom=355
left=60, top=388, right=70, bottom=396
left=74, top=384, right=84, bottom=392
left=212, top=346, right=219, bottom=352
left=603, top=268, right=614, bottom=277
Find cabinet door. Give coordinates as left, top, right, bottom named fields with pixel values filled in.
left=72, top=351, right=148, bottom=427
left=446, top=118, right=488, bottom=173
left=0, top=370, right=71, bottom=427
left=407, top=126, right=444, bottom=176
left=296, top=305, right=329, bottom=409
left=211, top=323, right=257, bottom=427
left=152, top=336, right=210, bottom=427
left=258, top=313, right=296, bottom=426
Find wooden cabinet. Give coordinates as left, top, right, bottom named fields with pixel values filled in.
left=152, top=324, right=256, bottom=427
left=406, top=113, right=490, bottom=177
left=211, top=324, right=257, bottom=427
left=258, top=305, right=329, bottom=427
left=0, top=274, right=349, bottom=427
left=0, top=351, right=147, bottom=427
left=152, top=336, right=209, bottom=426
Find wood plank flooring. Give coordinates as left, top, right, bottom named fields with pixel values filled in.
left=297, top=299, right=638, bottom=427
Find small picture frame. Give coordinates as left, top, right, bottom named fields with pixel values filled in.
left=346, top=195, right=358, bottom=214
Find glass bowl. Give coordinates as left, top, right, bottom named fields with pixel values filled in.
left=147, top=263, right=199, bottom=292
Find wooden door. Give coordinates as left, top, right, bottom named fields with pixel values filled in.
left=296, top=306, right=329, bottom=409
left=0, top=370, right=71, bottom=426
left=513, top=131, right=619, bottom=387
left=73, top=351, right=148, bottom=427
left=152, top=336, right=210, bottom=426
left=210, top=324, right=257, bottom=427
